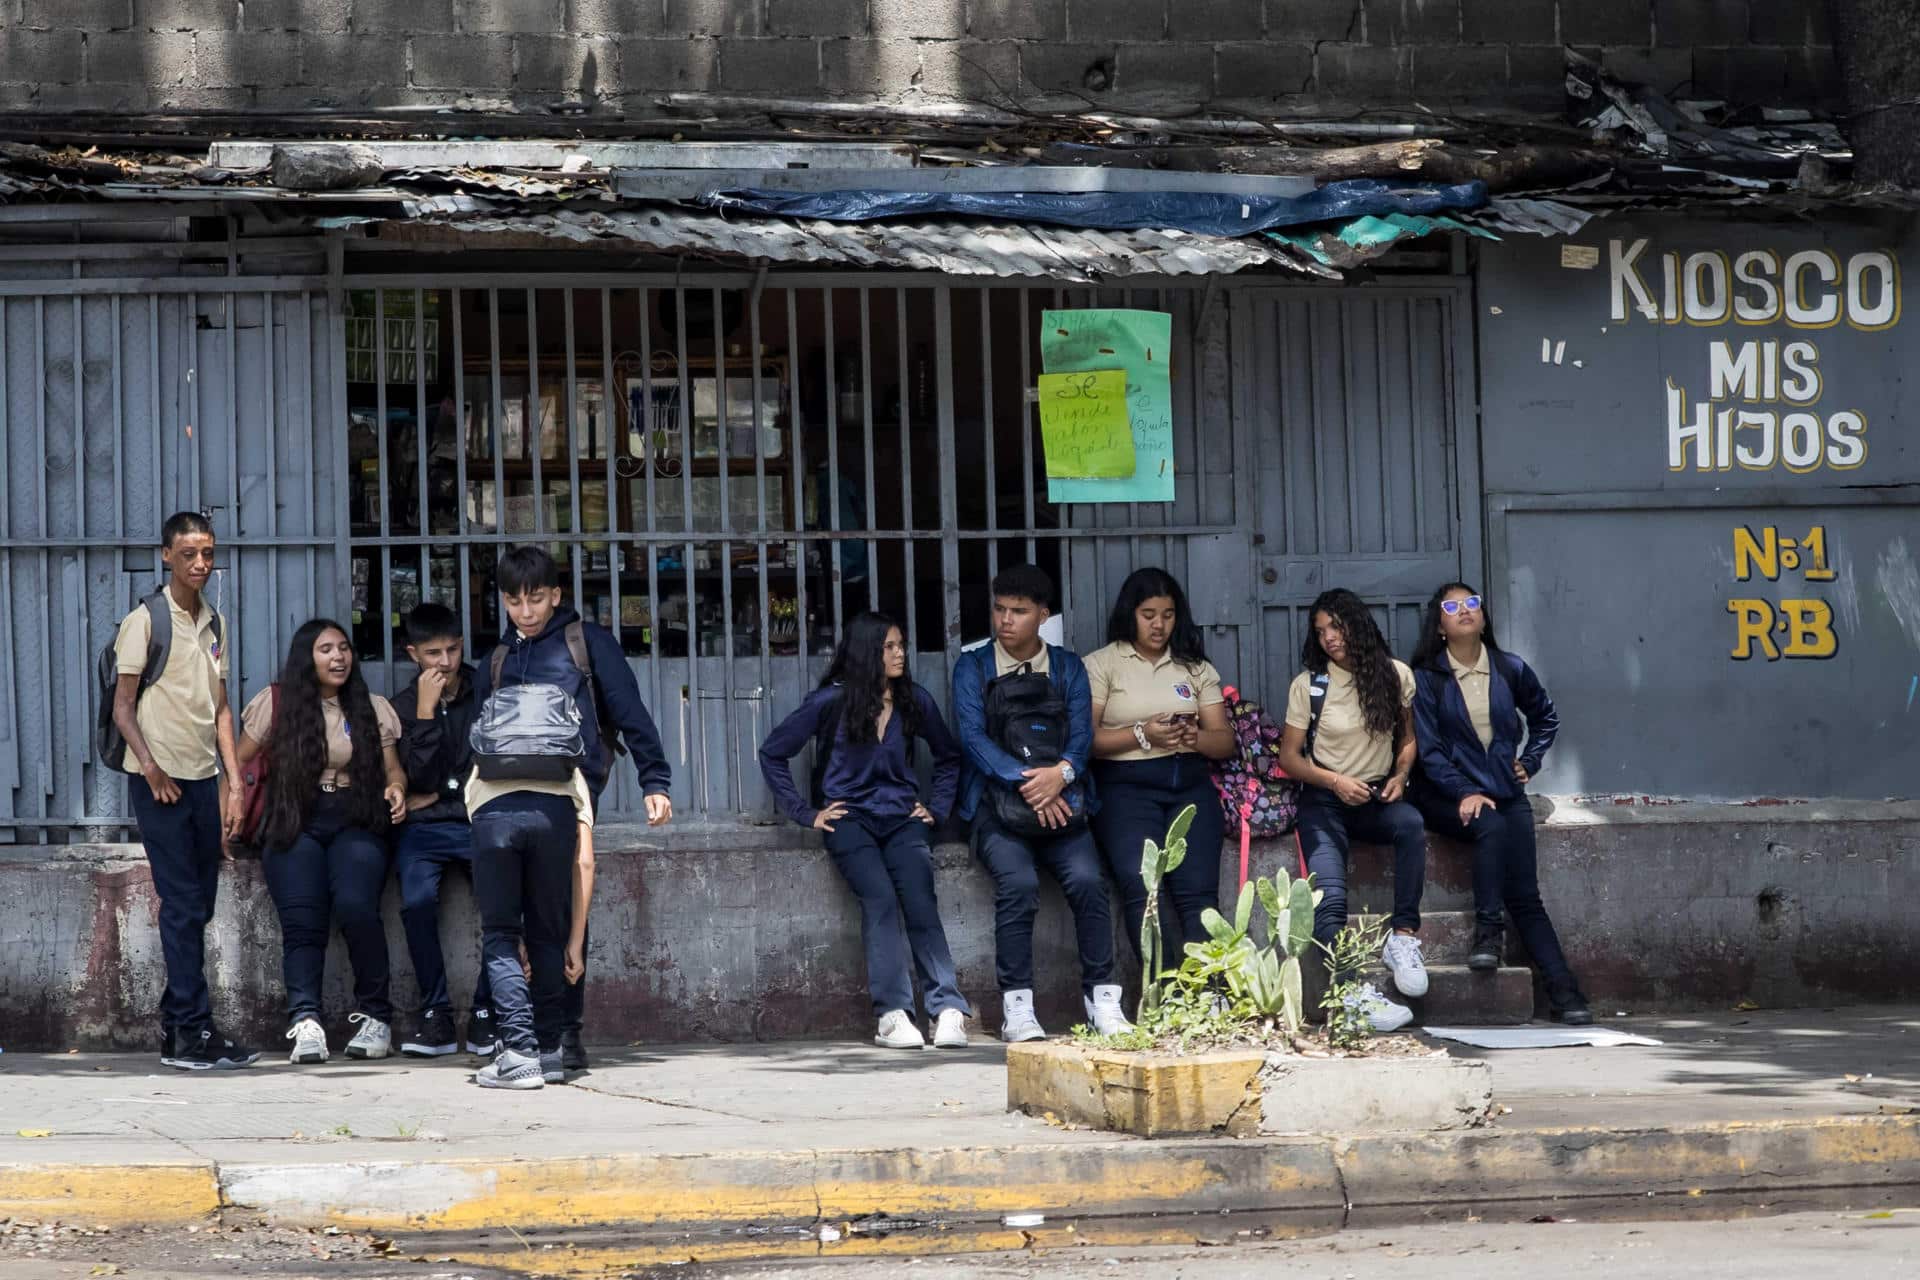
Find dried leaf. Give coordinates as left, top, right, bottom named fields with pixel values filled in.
left=1733, top=999, right=1760, bottom=1012
left=15, top=1129, right=52, bottom=1138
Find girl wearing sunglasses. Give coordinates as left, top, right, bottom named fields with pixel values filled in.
left=1409, top=583, right=1591, bottom=1025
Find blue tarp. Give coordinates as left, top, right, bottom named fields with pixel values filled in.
left=698, top=179, right=1489, bottom=238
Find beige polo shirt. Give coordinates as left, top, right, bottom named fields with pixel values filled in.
left=993, top=640, right=1049, bottom=677
left=241, top=690, right=402, bottom=789
left=1448, top=646, right=1495, bottom=750
left=1085, top=640, right=1224, bottom=762
left=113, top=592, right=228, bottom=781
left=1284, top=660, right=1415, bottom=784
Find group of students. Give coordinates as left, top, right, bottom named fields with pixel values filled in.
left=758, top=562, right=1591, bottom=1049
left=116, top=511, right=1588, bottom=1081
left=114, top=513, right=670, bottom=1085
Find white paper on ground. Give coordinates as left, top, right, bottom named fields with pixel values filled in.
left=1421, top=1026, right=1665, bottom=1049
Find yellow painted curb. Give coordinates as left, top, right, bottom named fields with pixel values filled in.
left=0, top=1162, right=222, bottom=1226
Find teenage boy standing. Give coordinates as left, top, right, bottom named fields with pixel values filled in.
left=112, top=512, right=257, bottom=1070
left=394, top=603, right=495, bottom=1058
left=951, top=564, right=1131, bottom=1043
left=470, top=546, right=673, bottom=1071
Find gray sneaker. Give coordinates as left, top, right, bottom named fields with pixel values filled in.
left=540, top=1051, right=567, bottom=1084
left=474, top=1047, right=543, bottom=1090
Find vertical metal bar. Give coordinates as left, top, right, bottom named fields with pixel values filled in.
left=934, top=287, right=961, bottom=667
left=374, top=288, right=393, bottom=676
left=298, top=292, right=317, bottom=622
left=527, top=287, right=543, bottom=537
left=221, top=291, right=240, bottom=702
left=821, top=287, right=843, bottom=640
left=638, top=287, right=663, bottom=757
left=33, top=298, right=51, bottom=816
left=563, top=288, right=584, bottom=606
left=489, top=290, right=506, bottom=640
left=263, top=293, right=279, bottom=679
left=896, top=287, right=916, bottom=657
left=600, top=288, right=618, bottom=649
left=858, top=287, right=877, bottom=613
left=786, top=288, right=808, bottom=678
left=148, top=298, right=163, bottom=519
left=674, top=284, right=703, bottom=812
left=185, top=292, right=201, bottom=510
left=979, top=287, right=998, bottom=584
left=750, top=284, right=770, bottom=709
left=1049, top=285, right=1070, bottom=633
left=111, top=296, right=123, bottom=539
left=1406, top=298, right=1426, bottom=556
left=1307, top=302, right=1328, bottom=557
left=1019, top=290, right=1036, bottom=565
left=1375, top=301, right=1393, bottom=554
left=1339, top=298, right=1360, bottom=555
left=1192, top=286, right=1210, bottom=529
left=326, top=240, right=352, bottom=622
left=415, top=287, right=431, bottom=635
left=453, top=289, right=471, bottom=643
left=712, top=285, right=738, bottom=812
left=71, top=297, right=85, bottom=550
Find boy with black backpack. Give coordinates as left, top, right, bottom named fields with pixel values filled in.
left=468, top=546, right=672, bottom=1076
left=950, top=564, right=1130, bottom=1043
left=101, top=512, right=257, bottom=1071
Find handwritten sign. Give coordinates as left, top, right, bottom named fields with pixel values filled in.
left=1038, top=370, right=1135, bottom=478
left=1040, top=309, right=1175, bottom=504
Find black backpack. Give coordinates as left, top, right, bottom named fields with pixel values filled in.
left=96, top=589, right=223, bottom=772
left=808, top=687, right=919, bottom=810
left=489, top=620, right=627, bottom=774
left=981, top=660, right=1086, bottom=836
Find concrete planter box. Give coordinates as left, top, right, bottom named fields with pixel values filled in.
left=1006, top=1041, right=1492, bottom=1138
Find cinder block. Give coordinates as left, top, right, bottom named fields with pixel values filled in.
left=615, top=35, right=717, bottom=93
left=194, top=31, right=302, bottom=88
left=1749, top=0, right=1829, bottom=45
left=1315, top=41, right=1410, bottom=99
left=0, top=29, right=84, bottom=83
left=716, top=35, right=819, bottom=92
left=819, top=36, right=915, bottom=96
left=1020, top=41, right=1117, bottom=95
left=517, top=34, right=618, bottom=96
left=1167, top=0, right=1262, bottom=41
left=1507, top=43, right=1571, bottom=103
left=1693, top=44, right=1788, bottom=101
left=245, top=0, right=353, bottom=32
left=133, top=0, right=232, bottom=31
left=566, top=0, right=666, bottom=35
left=1596, top=45, right=1692, bottom=93
left=1374, top=0, right=1462, bottom=44
left=967, top=0, right=1066, bottom=41
left=26, top=0, right=132, bottom=31
left=1654, top=0, right=1749, bottom=47
left=1214, top=40, right=1315, bottom=100
left=300, top=34, right=408, bottom=89
left=1068, top=0, right=1164, bottom=41
left=769, top=0, right=872, bottom=38
left=1265, top=0, right=1362, bottom=43
left=1781, top=44, right=1842, bottom=106
left=869, top=0, right=969, bottom=40
left=410, top=32, right=515, bottom=88
left=1462, top=0, right=1553, bottom=44
left=461, top=0, right=565, bottom=34
left=1559, top=0, right=1650, bottom=45
left=667, top=0, right=764, bottom=37
left=150, top=84, right=259, bottom=110
left=86, top=29, right=192, bottom=86
left=1413, top=43, right=1509, bottom=100
left=1116, top=40, right=1213, bottom=98
left=914, top=38, right=1023, bottom=99
left=353, top=1, right=459, bottom=33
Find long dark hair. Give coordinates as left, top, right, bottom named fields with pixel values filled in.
left=1301, top=588, right=1402, bottom=739
left=818, top=612, right=919, bottom=745
left=261, top=618, right=389, bottom=848
left=1410, top=581, right=1502, bottom=673
left=1105, top=567, right=1208, bottom=668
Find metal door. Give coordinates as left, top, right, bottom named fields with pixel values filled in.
left=1235, top=284, right=1482, bottom=704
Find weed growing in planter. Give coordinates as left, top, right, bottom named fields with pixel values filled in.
left=1320, top=916, right=1391, bottom=1051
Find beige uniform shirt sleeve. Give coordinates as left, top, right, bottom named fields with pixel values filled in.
left=1283, top=671, right=1314, bottom=731
left=1083, top=644, right=1115, bottom=706
left=1396, top=660, right=1416, bottom=708
left=113, top=607, right=152, bottom=677
left=241, top=686, right=276, bottom=744
left=1192, top=660, right=1225, bottom=707
left=371, top=696, right=403, bottom=749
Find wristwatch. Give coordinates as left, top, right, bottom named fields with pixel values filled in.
left=1058, top=760, right=1077, bottom=786
left=1131, top=721, right=1151, bottom=751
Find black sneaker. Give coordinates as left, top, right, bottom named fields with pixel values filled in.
left=464, top=1006, right=498, bottom=1057
left=1549, top=985, right=1595, bottom=1027
left=560, top=1028, right=588, bottom=1071
left=402, top=1008, right=459, bottom=1058
left=1467, top=927, right=1504, bottom=972
left=161, top=1025, right=258, bottom=1071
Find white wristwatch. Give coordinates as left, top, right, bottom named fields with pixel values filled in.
left=1132, top=721, right=1151, bottom=751
left=1058, top=760, right=1077, bottom=786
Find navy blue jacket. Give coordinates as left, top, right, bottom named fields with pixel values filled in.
left=1412, top=647, right=1559, bottom=803
left=757, top=683, right=963, bottom=828
left=950, top=642, right=1097, bottom=824
left=471, top=605, right=672, bottom=801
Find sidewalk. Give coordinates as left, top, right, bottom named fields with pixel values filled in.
left=1, top=1006, right=1916, bottom=1248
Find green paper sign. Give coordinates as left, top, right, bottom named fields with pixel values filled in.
left=1038, top=370, right=1136, bottom=479
left=1040, top=308, right=1175, bottom=504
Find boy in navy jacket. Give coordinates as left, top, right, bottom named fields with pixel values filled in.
left=951, top=565, right=1130, bottom=1043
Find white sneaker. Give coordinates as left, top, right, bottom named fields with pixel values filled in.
left=474, top=1047, right=543, bottom=1090
left=286, top=1017, right=328, bottom=1065
left=1343, top=982, right=1414, bottom=1033
left=999, top=989, right=1046, bottom=1043
left=1083, top=984, right=1135, bottom=1036
left=932, top=1008, right=968, bottom=1049
left=1382, top=932, right=1429, bottom=998
left=875, top=1010, right=926, bottom=1049
left=344, top=1012, right=392, bottom=1060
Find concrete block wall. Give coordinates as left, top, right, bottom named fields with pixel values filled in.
left=0, top=1, right=1841, bottom=118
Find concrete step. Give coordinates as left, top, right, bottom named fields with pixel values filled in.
left=1355, top=911, right=1481, bottom=965
left=1391, top=964, right=1536, bottom=1027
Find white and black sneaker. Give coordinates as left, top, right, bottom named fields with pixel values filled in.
left=286, top=1017, right=329, bottom=1065
left=465, top=1006, right=498, bottom=1056
left=402, top=1009, right=459, bottom=1058
left=474, top=1048, right=543, bottom=1090
left=161, top=1026, right=259, bottom=1071
left=344, top=1012, right=393, bottom=1060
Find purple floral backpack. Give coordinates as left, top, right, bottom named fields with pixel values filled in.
left=1211, top=684, right=1300, bottom=837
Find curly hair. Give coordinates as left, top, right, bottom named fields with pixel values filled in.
left=818, top=612, right=919, bottom=745
left=1300, top=589, right=1402, bottom=740
left=260, top=619, right=389, bottom=849
left=1106, top=567, right=1208, bottom=669
left=1409, top=581, right=1502, bottom=672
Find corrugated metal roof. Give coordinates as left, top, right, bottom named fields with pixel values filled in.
left=371, top=207, right=1338, bottom=281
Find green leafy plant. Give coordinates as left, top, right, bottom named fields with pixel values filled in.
left=1136, top=803, right=1196, bottom=1021
left=1319, top=916, right=1390, bottom=1051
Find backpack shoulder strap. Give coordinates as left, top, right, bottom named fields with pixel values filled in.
left=564, top=620, right=592, bottom=678
left=1303, top=672, right=1331, bottom=762
left=138, top=590, right=173, bottom=694
left=488, top=643, right=507, bottom=690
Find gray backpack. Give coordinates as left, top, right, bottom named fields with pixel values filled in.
left=469, top=683, right=587, bottom=782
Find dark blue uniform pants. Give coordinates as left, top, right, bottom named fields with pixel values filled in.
left=471, top=793, right=576, bottom=1057
left=129, top=774, right=225, bottom=1035
left=1295, top=785, right=1426, bottom=946
left=1092, top=754, right=1224, bottom=964
left=261, top=792, right=393, bottom=1027
left=396, top=820, right=492, bottom=1017
left=971, top=813, right=1115, bottom=997
left=823, top=813, right=969, bottom=1019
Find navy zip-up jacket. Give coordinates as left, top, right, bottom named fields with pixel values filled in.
left=470, top=605, right=672, bottom=801
left=950, top=642, right=1097, bottom=824
left=757, top=683, right=963, bottom=828
left=395, top=662, right=480, bottom=825
left=1412, top=646, right=1560, bottom=803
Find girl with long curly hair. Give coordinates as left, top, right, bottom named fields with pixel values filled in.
left=237, top=619, right=409, bottom=1066
left=758, top=613, right=968, bottom=1050
left=1409, top=583, right=1590, bottom=1025
left=1275, top=589, right=1427, bottom=1032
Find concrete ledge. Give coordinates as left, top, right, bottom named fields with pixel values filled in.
left=1260, top=1055, right=1492, bottom=1134
left=0, top=1160, right=222, bottom=1226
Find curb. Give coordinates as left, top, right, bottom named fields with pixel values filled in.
left=3, top=1115, right=1916, bottom=1238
